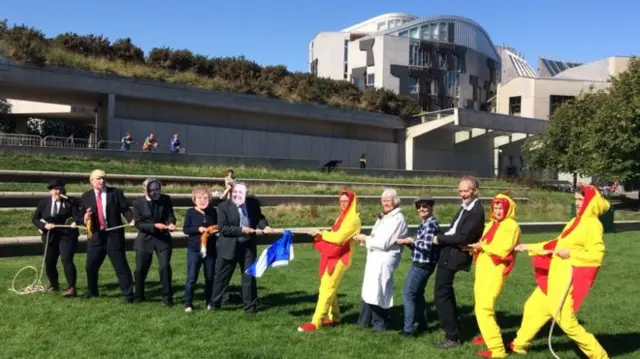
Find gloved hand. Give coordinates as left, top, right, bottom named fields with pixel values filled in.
left=200, top=246, right=207, bottom=259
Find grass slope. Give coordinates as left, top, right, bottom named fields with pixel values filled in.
left=0, top=153, right=518, bottom=187
left=1, top=233, right=638, bottom=358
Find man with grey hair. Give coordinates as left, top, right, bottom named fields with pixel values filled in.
left=210, top=182, right=272, bottom=314
left=131, top=178, right=177, bottom=306
left=432, top=175, right=485, bottom=348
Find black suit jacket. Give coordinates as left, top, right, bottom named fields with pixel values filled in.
left=216, top=197, right=269, bottom=260
left=437, top=200, right=485, bottom=272
left=32, top=197, right=82, bottom=242
left=132, top=195, right=176, bottom=253
left=79, top=186, right=133, bottom=247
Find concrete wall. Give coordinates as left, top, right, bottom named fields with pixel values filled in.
left=310, top=32, right=348, bottom=81
left=379, top=35, right=409, bottom=92
left=412, top=128, right=494, bottom=177
left=496, top=77, right=611, bottom=119
left=108, top=117, right=399, bottom=168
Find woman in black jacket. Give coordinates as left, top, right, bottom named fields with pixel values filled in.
left=182, top=186, right=217, bottom=312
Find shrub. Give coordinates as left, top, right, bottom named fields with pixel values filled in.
left=2, top=24, right=48, bottom=66
left=53, top=32, right=112, bottom=58
left=111, top=37, right=144, bottom=63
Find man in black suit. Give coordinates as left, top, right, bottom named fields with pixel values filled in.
left=79, top=169, right=135, bottom=302
left=211, top=182, right=272, bottom=313
left=131, top=178, right=177, bottom=306
left=432, top=176, right=485, bottom=348
left=31, top=179, right=82, bottom=297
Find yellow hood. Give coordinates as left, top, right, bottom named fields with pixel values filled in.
left=490, top=192, right=516, bottom=222
left=579, top=185, right=610, bottom=218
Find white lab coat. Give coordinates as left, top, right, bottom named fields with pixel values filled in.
left=360, top=207, right=408, bottom=309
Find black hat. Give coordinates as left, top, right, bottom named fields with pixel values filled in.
left=414, top=197, right=435, bottom=207
left=47, top=179, right=66, bottom=190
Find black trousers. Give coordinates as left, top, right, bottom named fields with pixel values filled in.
left=434, top=265, right=460, bottom=341
left=85, top=231, right=134, bottom=298
left=211, top=246, right=257, bottom=312
left=134, top=247, right=173, bottom=300
left=44, top=235, right=78, bottom=288
left=357, top=299, right=389, bottom=332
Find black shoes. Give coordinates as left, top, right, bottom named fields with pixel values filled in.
left=437, top=339, right=461, bottom=349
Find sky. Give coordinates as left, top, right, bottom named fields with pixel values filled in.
left=3, top=0, right=639, bottom=73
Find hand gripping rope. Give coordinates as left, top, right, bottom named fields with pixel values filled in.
left=9, top=221, right=133, bottom=295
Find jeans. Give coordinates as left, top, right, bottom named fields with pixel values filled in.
left=184, top=247, right=216, bottom=307
left=403, top=263, right=436, bottom=333
left=358, top=299, right=389, bottom=332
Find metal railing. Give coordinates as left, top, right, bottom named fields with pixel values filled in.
left=42, top=136, right=90, bottom=149
left=0, top=133, right=43, bottom=147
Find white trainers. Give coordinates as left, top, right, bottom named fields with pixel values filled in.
left=185, top=306, right=193, bottom=313
left=207, top=304, right=212, bottom=311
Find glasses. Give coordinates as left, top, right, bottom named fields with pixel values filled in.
left=415, top=204, right=431, bottom=209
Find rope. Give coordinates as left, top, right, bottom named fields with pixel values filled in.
left=9, top=224, right=85, bottom=295
left=548, top=268, right=574, bottom=359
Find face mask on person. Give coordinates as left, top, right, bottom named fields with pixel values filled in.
left=147, top=181, right=162, bottom=201
left=232, top=185, right=247, bottom=207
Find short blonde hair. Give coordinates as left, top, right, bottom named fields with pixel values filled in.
left=191, top=186, right=212, bottom=203
left=89, top=169, right=106, bottom=181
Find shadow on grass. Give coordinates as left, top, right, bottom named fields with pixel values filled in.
left=527, top=331, right=640, bottom=358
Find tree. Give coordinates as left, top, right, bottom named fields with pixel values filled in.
left=584, top=57, right=640, bottom=182
left=523, top=90, right=605, bottom=188
left=0, top=98, right=12, bottom=132
left=2, top=24, right=48, bottom=65
left=111, top=37, right=145, bottom=64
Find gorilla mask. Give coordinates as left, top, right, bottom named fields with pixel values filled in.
left=146, top=180, right=162, bottom=201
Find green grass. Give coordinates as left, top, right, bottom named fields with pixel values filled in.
left=1, top=232, right=638, bottom=358
left=0, top=153, right=522, bottom=187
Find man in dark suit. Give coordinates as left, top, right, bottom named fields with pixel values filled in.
left=79, top=169, right=135, bottom=303
left=432, top=176, right=485, bottom=348
left=131, top=178, right=177, bottom=306
left=211, top=182, right=272, bottom=314
left=31, top=179, right=82, bottom=297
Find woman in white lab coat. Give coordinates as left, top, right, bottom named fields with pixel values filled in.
left=354, top=188, right=408, bottom=332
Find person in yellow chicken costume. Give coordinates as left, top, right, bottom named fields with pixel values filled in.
left=467, top=192, right=521, bottom=358
left=297, top=189, right=361, bottom=332
left=509, top=184, right=610, bottom=358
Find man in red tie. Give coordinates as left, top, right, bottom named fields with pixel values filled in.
left=79, top=169, right=136, bottom=303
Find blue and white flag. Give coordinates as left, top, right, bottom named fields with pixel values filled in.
left=245, top=230, right=294, bottom=278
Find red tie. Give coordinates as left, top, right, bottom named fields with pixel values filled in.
left=95, top=191, right=106, bottom=230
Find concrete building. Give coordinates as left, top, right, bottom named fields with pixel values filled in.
left=310, top=14, right=501, bottom=112
left=494, top=50, right=632, bottom=181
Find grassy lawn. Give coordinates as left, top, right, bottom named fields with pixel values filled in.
left=0, top=232, right=638, bottom=358
left=0, top=153, right=521, bottom=187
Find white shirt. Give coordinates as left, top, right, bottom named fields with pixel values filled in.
left=50, top=197, right=62, bottom=217
left=444, top=198, right=478, bottom=236
left=95, top=189, right=108, bottom=227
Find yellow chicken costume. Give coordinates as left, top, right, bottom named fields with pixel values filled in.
left=471, top=193, right=521, bottom=358
left=298, top=189, right=361, bottom=332
left=510, top=184, right=609, bottom=358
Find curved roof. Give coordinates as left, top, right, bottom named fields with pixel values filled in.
left=373, top=15, right=501, bottom=61
left=341, top=12, right=417, bottom=32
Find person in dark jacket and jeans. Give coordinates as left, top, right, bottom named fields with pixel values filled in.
left=432, top=176, right=485, bottom=348
left=397, top=197, right=440, bottom=337
left=182, top=186, right=218, bottom=312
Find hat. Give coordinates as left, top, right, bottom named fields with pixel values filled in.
left=414, top=197, right=435, bottom=207
left=47, top=179, right=66, bottom=190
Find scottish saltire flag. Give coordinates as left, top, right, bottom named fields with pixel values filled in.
left=245, top=230, right=294, bottom=278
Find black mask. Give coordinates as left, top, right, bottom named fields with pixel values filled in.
left=147, top=182, right=162, bottom=201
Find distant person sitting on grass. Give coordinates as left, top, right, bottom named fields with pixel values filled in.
left=169, top=133, right=182, bottom=154
left=220, top=169, right=235, bottom=200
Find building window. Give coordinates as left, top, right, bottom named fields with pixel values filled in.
left=378, top=22, right=387, bottom=31
left=549, top=95, right=575, bottom=117
left=343, top=63, right=348, bottom=80
left=399, top=30, right=408, bottom=37
left=352, top=76, right=360, bottom=86
left=409, top=27, right=419, bottom=39
left=420, top=25, right=431, bottom=40
left=438, top=23, right=448, bottom=41
left=509, top=96, right=522, bottom=115
left=366, top=74, right=375, bottom=89
left=344, top=40, right=348, bottom=62
left=445, top=72, right=459, bottom=98
left=408, top=76, right=418, bottom=94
